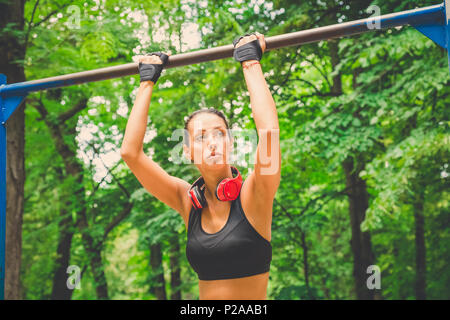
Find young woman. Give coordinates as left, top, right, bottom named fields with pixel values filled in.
left=121, top=32, right=281, bottom=300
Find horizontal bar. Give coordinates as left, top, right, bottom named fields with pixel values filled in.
left=0, top=3, right=444, bottom=98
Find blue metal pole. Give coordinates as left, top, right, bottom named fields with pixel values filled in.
left=446, top=0, right=450, bottom=68
left=412, top=1, right=450, bottom=73
left=0, top=75, right=6, bottom=300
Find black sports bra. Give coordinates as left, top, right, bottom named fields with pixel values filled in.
left=185, top=181, right=272, bottom=281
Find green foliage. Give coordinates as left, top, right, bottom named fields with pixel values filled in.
left=19, top=0, right=449, bottom=300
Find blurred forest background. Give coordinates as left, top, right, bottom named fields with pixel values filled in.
left=1, top=0, right=448, bottom=300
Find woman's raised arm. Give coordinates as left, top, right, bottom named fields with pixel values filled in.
left=234, top=32, right=281, bottom=201
left=120, top=54, right=191, bottom=226
left=120, top=80, right=154, bottom=156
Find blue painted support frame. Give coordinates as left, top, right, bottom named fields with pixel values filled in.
left=447, top=0, right=450, bottom=67
left=412, top=0, right=450, bottom=71
left=0, top=75, right=26, bottom=300
left=0, top=75, right=6, bottom=300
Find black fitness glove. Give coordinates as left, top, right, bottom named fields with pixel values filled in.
left=232, top=32, right=264, bottom=64
left=138, top=52, right=169, bottom=84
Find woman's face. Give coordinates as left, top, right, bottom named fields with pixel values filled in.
left=184, top=113, right=233, bottom=167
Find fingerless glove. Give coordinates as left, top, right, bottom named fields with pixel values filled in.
left=138, top=52, right=169, bottom=84
left=232, top=32, right=263, bottom=63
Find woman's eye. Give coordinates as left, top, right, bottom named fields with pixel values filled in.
left=214, top=130, right=224, bottom=137
left=194, top=130, right=224, bottom=142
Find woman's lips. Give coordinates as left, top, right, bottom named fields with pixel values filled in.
left=208, top=153, right=222, bottom=158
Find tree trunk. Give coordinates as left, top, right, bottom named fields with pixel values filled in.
left=0, top=0, right=26, bottom=300
left=342, top=157, right=376, bottom=300
left=51, top=133, right=108, bottom=300
left=407, top=107, right=427, bottom=300
left=50, top=164, right=75, bottom=300
left=414, top=190, right=426, bottom=300
left=56, top=146, right=109, bottom=299
left=85, top=238, right=108, bottom=299
left=50, top=205, right=75, bottom=300
left=169, top=236, right=181, bottom=300
left=32, top=96, right=109, bottom=299
left=300, top=231, right=311, bottom=299
left=328, top=40, right=342, bottom=95
left=149, top=243, right=167, bottom=300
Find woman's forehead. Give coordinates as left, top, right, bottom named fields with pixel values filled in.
left=188, top=113, right=227, bottom=132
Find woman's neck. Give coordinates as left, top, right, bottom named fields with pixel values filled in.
left=201, top=166, right=233, bottom=206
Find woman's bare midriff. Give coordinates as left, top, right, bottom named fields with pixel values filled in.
left=198, top=271, right=269, bottom=300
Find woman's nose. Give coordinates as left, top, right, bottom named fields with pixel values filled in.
left=207, top=140, right=217, bottom=150
left=207, top=135, right=218, bottom=149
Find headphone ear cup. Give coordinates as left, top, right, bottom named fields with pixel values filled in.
left=193, top=186, right=206, bottom=209
left=189, top=190, right=199, bottom=210
left=189, top=186, right=202, bottom=210
left=216, top=166, right=243, bottom=201
left=215, top=180, right=224, bottom=201
left=189, top=176, right=207, bottom=210
left=216, top=178, right=239, bottom=201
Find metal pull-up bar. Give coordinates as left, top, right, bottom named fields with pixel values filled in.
left=0, top=3, right=448, bottom=101
left=0, top=1, right=449, bottom=300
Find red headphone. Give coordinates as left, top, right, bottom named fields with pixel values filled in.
left=188, top=166, right=243, bottom=210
